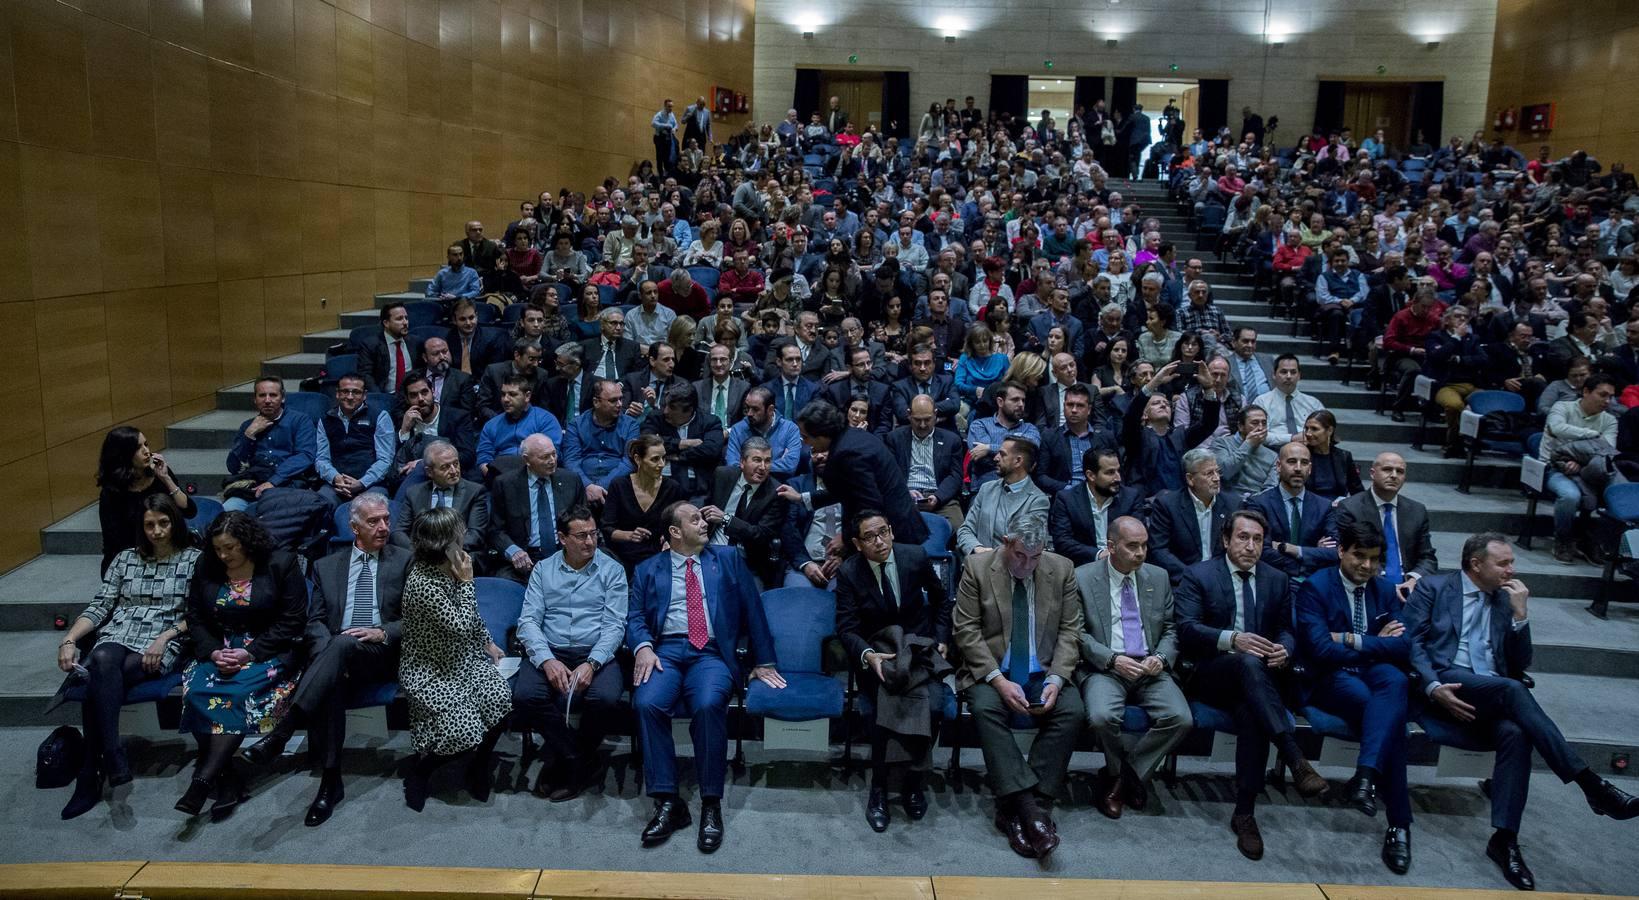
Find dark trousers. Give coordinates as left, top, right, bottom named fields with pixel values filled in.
left=862, top=672, right=942, bottom=779
left=82, top=643, right=160, bottom=766
left=289, top=635, right=399, bottom=769
left=633, top=637, right=734, bottom=798
left=511, top=647, right=623, bottom=775
left=1392, top=356, right=1425, bottom=410
left=966, top=678, right=1085, bottom=801
left=1432, top=668, right=1587, bottom=833
left=653, top=133, right=676, bottom=175
left=1190, top=652, right=1297, bottom=804
left=1309, top=663, right=1413, bottom=826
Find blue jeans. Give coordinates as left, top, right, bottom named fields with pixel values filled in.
left=1545, top=470, right=1585, bottom=540
left=222, top=497, right=256, bottom=514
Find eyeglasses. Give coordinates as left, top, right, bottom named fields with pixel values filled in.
left=562, top=529, right=599, bottom=541
left=859, top=527, right=893, bottom=544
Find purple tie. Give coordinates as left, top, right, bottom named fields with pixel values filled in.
left=1119, top=576, right=1148, bottom=657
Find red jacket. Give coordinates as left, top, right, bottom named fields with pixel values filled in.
left=1273, top=244, right=1311, bottom=273
left=1383, top=302, right=1447, bottom=353
left=658, top=279, right=711, bottom=318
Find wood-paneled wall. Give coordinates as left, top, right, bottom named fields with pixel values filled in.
left=0, top=0, right=755, bottom=571
left=1486, top=0, right=1639, bottom=166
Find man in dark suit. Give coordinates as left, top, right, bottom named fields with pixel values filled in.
left=836, top=510, right=951, bottom=832
left=1482, top=321, right=1549, bottom=411
left=485, top=434, right=586, bottom=582
left=390, top=440, right=488, bottom=551
left=1148, top=448, right=1241, bottom=583
left=1174, top=508, right=1328, bottom=861
left=1121, top=366, right=1223, bottom=497
left=350, top=302, right=424, bottom=394
left=475, top=338, right=550, bottom=419
left=891, top=344, right=960, bottom=430
left=417, top=337, right=475, bottom=416
left=620, top=341, right=691, bottom=416
left=643, top=389, right=725, bottom=500
left=796, top=400, right=930, bottom=546
left=239, top=494, right=410, bottom=826
left=1036, top=385, right=1121, bottom=494
left=393, top=372, right=478, bottom=478
left=1048, top=448, right=1145, bottom=566
left=458, top=220, right=504, bottom=289
left=628, top=503, right=784, bottom=853
left=766, top=311, right=842, bottom=382
left=883, top=395, right=963, bottom=535
left=762, top=342, right=821, bottom=421
left=1243, top=441, right=1339, bottom=580
left=1037, top=352, right=1088, bottom=429
left=1334, top=451, right=1437, bottom=601
left=1598, top=316, right=1639, bottom=387
left=702, top=439, right=787, bottom=585
left=823, top=345, right=894, bottom=434
left=447, top=299, right=509, bottom=375
left=543, top=342, right=593, bottom=425
left=1295, top=523, right=1414, bottom=874
left=580, top=307, right=645, bottom=382
left=1404, top=533, right=1639, bottom=890
left=1362, top=267, right=1412, bottom=339
left=695, top=343, right=750, bottom=429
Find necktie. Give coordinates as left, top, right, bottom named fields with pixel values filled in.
left=735, top=483, right=753, bottom=518
left=713, top=384, right=727, bottom=420
left=534, top=477, right=553, bottom=550
left=1351, top=585, right=1367, bottom=635
left=1236, top=570, right=1256, bottom=632
left=785, top=383, right=797, bottom=419
left=349, top=555, right=375, bottom=628
left=1288, top=495, right=1304, bottom=546
left=685, top=559, right=708, bottom=650
left=602, top=341, right=618, bottom=379
left=1283, top=392, right=1297, bottom=436
left=432, top=489, right=447, bottom=509
left=1380, top=503, right=1403, bottom=583
left=1465, top=592, right=1496, bottom=676
left=1008, top=579, right=1031, bottom=685
left=459, top=335, right=472, bottom=374
left=1118, top=575, right=1147, bottom=657
left=566, top=381, right=579, bottom=419
left=879, top=562, right=896, bottom=607
left=393, top=340, right=407, bottom=390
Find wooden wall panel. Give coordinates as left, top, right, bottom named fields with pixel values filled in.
left=2, top=0, right=754, bottom=571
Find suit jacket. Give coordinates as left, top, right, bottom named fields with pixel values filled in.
left=431, top=369, right=475, bottom=416
left=625, top=544, right=777, bottom=678
left=1036, top=381, right=1090, bottom=429
left=951, top=549, right=1083, bottom=691
left=448, top=327, right=510, bottom=375
left=391, top=479, right=489, bottom=551
left=890, top=374, right=960, bottom=429
left=956, top=477, right=1050, bottom=557
left=620, top=371, right=691, bottom=411
left=1243, top=487, right=1339, bottom=577
left=705, top=466, right=787, bottom=579
left=306, top=543, right=412, bottom=654
left=351, top=330, right=425, bottom=394
left=394, top=404, right=478, bottom=474
left=185, top=552, right=308, bottom=667
left=542, top=372, right=594, bottom=424
left=485, top=466, right=587, bottom=557
left=1224, top=352, right=1275, bottom=398
left=836, top=543, right=951, bottom=664
left=823, top=378, right=894, bottom=434
left=579, top=336, right=646, bottom=381
left=1295, top=566, right=1410, bottom=676
left=761, top=376, right=820, bottom=419
left=1071, top=559, right=1178, bottom=678
left=642, top=411, right=726, bottom=498
left=1402, top=572, right=1531, bottom=687
left=1035, top=425, right=1122, bottom=495
left=882, top=426, right=962, bottom=508
left=1147, top=488, right=1241, bottom=582
left=695, top=376, right=751, bottom=427
left=812, top=427, right=930, bottom=545
left=1173, top=557, right=1295, bottom=665
left=1307, top=445, right=1363, bottom=499
left=459, top=236, right=503, bottom=273
left=1047, top=483, right=1146, bottom=566
left=474, top=361, right=550, bottom=418
left=1333, top=491, right=1438, bottom=578
left=765, top=337, right=841, bottom=381
left=1599, top=344, right=1639, bottom=387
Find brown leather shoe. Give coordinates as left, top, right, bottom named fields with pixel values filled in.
left=1291, top=759, right=1328, bottom=798
left=1230, top=812, right=1264, bottom=860
left=1019, top=806, right=1060, bottom=858
left=994, top=811, right=1036, bottom=858
left=1096, top=777, right=1124, bottom=820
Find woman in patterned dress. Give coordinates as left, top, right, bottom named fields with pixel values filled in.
left=398, top=506, right=512, bottom=811
left=175, top=512, right=307, bottom=820
left=55, top=494, right=200, bottom=819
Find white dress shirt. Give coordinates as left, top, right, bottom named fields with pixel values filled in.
left=1217, top=556, right=1255, bottom=651
left=1191, top=490, right=1215, bottom=560
left=713, top=478, right=749, bottom=545
left=1105, top=559, right=1140, bottom=655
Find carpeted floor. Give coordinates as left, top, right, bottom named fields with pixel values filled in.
left=4, top=728, right=1638, bottom=895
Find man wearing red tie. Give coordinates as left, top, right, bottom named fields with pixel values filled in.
left=350, top=302, right=423, bottom=394
left=627, top=503, right=784, bottom=853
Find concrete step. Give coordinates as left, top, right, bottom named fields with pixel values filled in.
left=302, top=329, right=352, bottom=354
left=262, top=352, right=329, bottom=381
left=37, top=506, right=102, bottom=556
left=408, top=278, right=431, bottom=293
left=375, top=291, right=426, bottom=309
left=214, top=381, right=258, bottom=411
left=164, top=410, right=257, bottom=450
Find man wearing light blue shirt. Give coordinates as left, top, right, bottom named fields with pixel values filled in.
left=725, top=387, right=804, bottom=476
left=512, top=504, right=628, bottom=800
left=426, top=244, right=483, bottom=300
left=315, top=375, right=396, bottom=507
left=652, top=98, right=678, bottom=174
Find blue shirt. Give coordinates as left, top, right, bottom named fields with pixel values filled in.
left=725, top=414, right=804, bottom=476
left=1064, top=426, right=1095, bottom=482
left=562, top=410, right=640, bottom=487
left=517, top=548, right=629, bottom=669
left=651, top=109, right=678, bottom=135
left=314, top=408, right=395, bottom=487
left=966, top=417, right=1041, bottom=486
left=476, top=407, right=563, bottom=467
left=426, top=265, right=482, bottom=299
left=227, top=409, right=318, bottom=486
left=1233, top=354, right=1270, bottom=400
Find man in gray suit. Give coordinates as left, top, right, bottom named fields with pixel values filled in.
left=1225, top=326, right=1275, bottom=402
left=391, top=440, right=488, bottom=551
left=1073, top=516, right=1191, bottom=820
left=240, top=493, right=410, bottom=826
left=1335, top=451, right=1437, bottom=600
left=957, top=436, right=1049, bottom=558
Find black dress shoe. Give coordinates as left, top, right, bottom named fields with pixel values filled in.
left=640, top=798, right=691, bottom=846
left=241, top=729, right=291, bottom=767
left=174, top=778, right=212, bottom=816
left=1018, top=806, right=1060, bottom=858
left=1345, top=772, right=1378, bottom=817
left=464, top=757, right=493, bottom=803
left=1121, top=765, right=1149, bottom=811
left=209, top=766, right=249, bottom=822
left=1382, top=826, right=1411, bottom=874
left=994, top=811, right=1036, bottom=858
left=404, top=771, right=431, bottom=813
left=305, top=777, right=344, bottom=827
left=696, top=803, right=724, bottom=853
left=1586, top=778, right=1639, bottom=820
left=1487, top=836, right=1536, bottom=891
left=866, top=787, right=890, bottom=832
left=902, top=786, right=927, bottom=821
left=1391, top=410, right=1407, bottom=423
left=61, top=769, right=103, bottom=821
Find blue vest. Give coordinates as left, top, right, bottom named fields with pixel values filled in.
left=322, top=407, right=379, bottom=478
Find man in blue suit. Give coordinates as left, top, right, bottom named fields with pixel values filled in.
left=762, top=343, right=820, bottom=421
left=890, top=345, right=960, bottom=430
left=1047, top=448, right=1145, bottom=566
left=1295, top=522, right=1413, bottom=875
left=1243, top=441, right=1338, bottom=580
left=1148, top=449, right=1241, bottom=584
left=1403, top=532, right=1638, bottom=890
left=627, top=502, right=785, bottom=853
left=1174, top=508, right=1327, bottom=861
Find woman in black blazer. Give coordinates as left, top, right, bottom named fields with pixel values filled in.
left=175, top=512, right=308, bottom=820
left=1303, top=410, right=1364, bottom=500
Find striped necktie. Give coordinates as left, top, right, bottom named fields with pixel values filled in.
left=349, top=555, right=376, bottom=628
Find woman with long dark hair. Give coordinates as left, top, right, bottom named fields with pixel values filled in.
left=175, top=512, right=305, bottom=820
left=55, top=494, right=199, bottom=819
left=96, top=426, right=196, bottom=575
left=600, top=435, right=684, bottom=571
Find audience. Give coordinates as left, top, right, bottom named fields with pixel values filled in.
left=95, top=426, right=196, bottom=575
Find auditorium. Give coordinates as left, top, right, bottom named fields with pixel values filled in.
left=4, top=0, right=1639, bottom=897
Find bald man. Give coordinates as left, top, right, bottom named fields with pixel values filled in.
left=1334, top=452, right=1437, bottom=599
left=884, top=394, right=965, bottom=536
left=486, top=435, right=588, bottom=582
left=1242, top=442, right=1340, bottom=581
